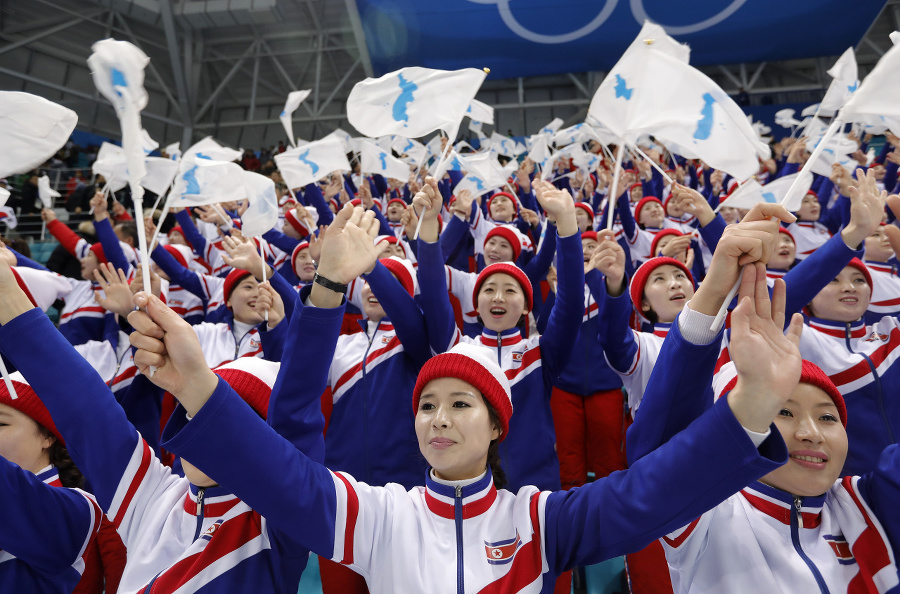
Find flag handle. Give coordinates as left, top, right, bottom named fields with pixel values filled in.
left=0, top=355, right=18, bottom=400
left=606, top=144, right=625, bottom=230
left=631, top=145, right=674, bottom=184
left=148, top=207, right=167, bottom=254
left=708, top=120, right=842, bottom=330
left=712, top=176, right=752, bottom=214
left=130, top=183, right=157, bottom=376
left=149, top=187, right=170, bottom=216
left=412, top=205, right=427, bottom=241
left=40, top=221, right=46, bottom=241
left=259, top=240, right=268, bottom=323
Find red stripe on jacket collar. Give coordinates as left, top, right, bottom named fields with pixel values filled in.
left=741, top=484, right=824, bottom=528
left=808, top=318, right=867, bottom=339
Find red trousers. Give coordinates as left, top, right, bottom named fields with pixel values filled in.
left=550, top=387, right=629, bottom=489
left=625, top=540, right=674, bottom=593
left=320, top=557, right=369, bottom=594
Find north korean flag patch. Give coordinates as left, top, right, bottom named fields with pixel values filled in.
left=484, top=532, right=522, bottom=565
left=823, top=534, right=855, bottom=565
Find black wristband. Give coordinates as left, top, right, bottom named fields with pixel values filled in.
left=313, top=273, right=348, bottom=294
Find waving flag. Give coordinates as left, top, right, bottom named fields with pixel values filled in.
left=490, top=132, right=518, bottom=157
left=274, top=137, right=351, bottom=189
left=392, top=136, right=428, bottom=165
left=240, top=172, right=279, bottom=237
left=142, top=157, right=180, bottom=196
left=469, top=120, right=484, bottom=135
left=36, top=175, right=60, bottom=209
left=322, top=128, right=353, bottom=153
left=0, top=92, right=78, bottom=178
left=165, top=142, right=181, bottom=161
left=92, top=142, right=129, bottom=192
left=347, top=67, right=487, bottom=140
left=721, top=173, right=813, bottom=211
left=553, top=123, right=599, bottom=147
left=359, top=140, right=410, bottom=180
left=184, top=137, right=242, bottom=163
left=0, top=207, right=17, bottom=229
left=466, top=98, right=494, bottom=125
left=170, top=155, right=247, bottom=207
left=775, top=108, right=802, bottom=128
left=820, top=48, right=859, bottom=113
left=839, top=43, right=900, bottom=131
left=809, top=134, right=858, bottom=177
left=141, top=129, right=159, bottom=155
left=539, top=117, right=565, bottom=137
left=280, top=90, right=312, bottom=148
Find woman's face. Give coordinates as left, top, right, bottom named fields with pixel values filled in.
left=575, top=208, right=592, bottom=233
left=864, top=227, right=893, bottom=263
left=808, top=266, right=870, bottom=322
left=639, top=202, right=665, bottom=228
left=582, top=238, right=600, bottom=266
left=489, top=196, right=515, bottom=222
left=795, top=193, right=821, bottom=222
left=759, top=383, right=847, bottom=497
left=169, top=231, right=189, bottom=247
left=228, top=277, right=264, bottom=325
left=484, top=237, right=515, bottom=265
left=293, top=249, right=316, bottom=282
left=361, top=282, right=386, bottom=323
left=181, top=459, right=218, bottom=488
left=80, top=252, right=100, bottom=282
left=0, top=403, right=53, bottom=475
left=378, top=242, right=406, bottom=260
left=415, top=377, right=499, bottom=482
left=720, top=206, right=740, bottom=225
left=769, top=234, right=797, bottom=270
left=476, top=272, right=529, bottom=332
left=641, top=264, right=694, bottom=324
left=386, top=203, right=405, bottom=222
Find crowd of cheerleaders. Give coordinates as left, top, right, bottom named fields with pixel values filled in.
left=0, top=133, right=898, bottom=593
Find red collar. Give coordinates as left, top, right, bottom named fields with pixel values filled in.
left=741, top=484, right=824, bottom=528
left=424, top=472, right=498, bottom=520
left=183, top=488, right=241, bottom=518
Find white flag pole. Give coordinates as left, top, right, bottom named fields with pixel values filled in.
left=606, top=144, right=625, bottom=230
left=708, top=118, right=844, bottom=330
left=150, top=187, right=170, bottom=216
left=631, top=145, right=674, bottom=184
left=414, top=134, right=454, bottom=241
left=0, top=357, right=17, bottom=400
left=148, top=207, right=168, bottom=253
left=259, top=240, right=268, bottom=323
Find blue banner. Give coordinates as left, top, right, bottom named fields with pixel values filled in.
left=356, top=0, right=885, bottom=79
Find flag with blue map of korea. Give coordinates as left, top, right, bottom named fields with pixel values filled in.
left=170, top=154, right=247, bottom=207
left=358, top=139, right=411, bottom=181
left=347, top=67, right=487, bottom=139
left=274, top=137, right=351, bottom=190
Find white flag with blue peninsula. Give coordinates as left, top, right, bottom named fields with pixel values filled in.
left=0, top=91, right=78, bottom=178
left=184, top=137, right=242, bottom=163
left=92, top=142, right=129, bottom=192
left=819, top=48, right=858, bottom=113
left=347, top=67, right=487, bottom=140
left=240, top=171, right=279, bottom=237
left=170, top=155, right=247, bottom=207
left=274, top=137, right=351, bottom=190
left=838, top=42, right=900, bottom=132
left=392, top=137, right=428, bottom=165
left=466, top=98, right=494, bottom=125
left=359, top=140, right=411, bottom=181
left=280, top=90, right=312, bottom=148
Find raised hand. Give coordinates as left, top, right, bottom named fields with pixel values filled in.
left=93, top=263, right=135, bottom=317
left=41, top=208, right=57, bottom=223
left=410, top=176, right=443, bottom=243
left=593, top=229, right=627, bottom=296
left=256, top=282, right=285, bottom=328
left=669, top=183, right=715, bottom=226
left=221, top=235, right=269, bottom=279
left=315, top=205, right=387, bottom=287
left=727, top=263, right=804, bottom=432
left=128, top=292, right=218, bottom=415
left=842, top=167, right=888, bottom=248
left=90, top=191, right=109, bottom=221
left=534, top=180, right=577, bottom=237
left=401, top=204, right=419, bottom=239
left=129, top=264, right=161, bottom=298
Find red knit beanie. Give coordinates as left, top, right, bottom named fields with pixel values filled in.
left=629, top=257, right=694, bottom=315
left=413, top=343, right=513, bottom=441
left=484, top=226, right=522, bottom=262
left=486, top=192, right=519, bottom=216
left=290, top=241, right=311, bottom=277
left=163, top=244, right=190, bottom=269
left=473, top=262, right=533, bottom=312
left=649, top=228, right=685, bottom=258
left=168, top=226, right=194, bottom=249
left=778, top=227, right=795, bottom=244
left=376, top=235, right=408, bottom=259
left=380, top=256, right=416, bottom=297
left=846, top=258, right=874, bottom=290
left=581, top=231, right=599, bottom=243
left=634, top=196, right=664, bottom=225
left=387, top=198, right=407, bottom=210
left=0, top=373, right=64, bottom=444
left=89, top=243, right=108, bottom=265
left=284, top=209, right=311, bottom=238
left=574, top=202, right=594, bottom=221
left=223, top=268, right=253, bottom=307
left=211, top=358, right=279, bottom=420
left=722, top=360, right=847, bottom=427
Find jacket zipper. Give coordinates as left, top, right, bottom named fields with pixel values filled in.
left=791, top=496, right=829, bottom=593
left=844, top=323, right=895, bottom=443
left=455, top=485, right=464, bottom=594
left=361, top=325, right=377, bottom=482
left=193, top=487, right=206, bottom=541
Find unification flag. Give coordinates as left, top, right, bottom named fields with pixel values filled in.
left=240, top=171, right=279, bottom=237
left=280, top=90, right=312, bottom=147
left=274, top=137, right=351, bottom=189
left=92, top=142, right=129, bottom=192
left=359, top=140, right=411, bottom=180
left=490, top=132, right=518, bottom=157
left=392, top=136, right=428, bottom=165
left=720, top=173, right=812, bottom=211
left=170, top=156, right=247, bottom=207
left=142, top=157, right=180, bottom=196
left=184, top=137, right=242, bottom=163
left=819, top=48, right=858, bottom=114
left=839, top=42, right=900, bottom=133
left=466, top=98, right=494, bottom=125
left=0, top=91, right=77, bottom=178
left=347, top=67, right=486, bottom=140
left=775, top=108, right=802, bottom=128
left=36, top=175, right=60, bottom=209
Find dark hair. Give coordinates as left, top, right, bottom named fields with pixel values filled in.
left=642, top=306, right=659, bottom=325
left=38, top=427, right=84, bottom=489
left=115, top=221, right=138, bottom=245
left=482, top=397, right=507, bottom=489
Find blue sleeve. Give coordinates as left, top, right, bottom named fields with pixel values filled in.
left=517, top=186, right=539, bottom=213
left=371, top=207, right=393, bottom=237
left=439, top=216, right=471, bottom=264
left=782, top=232, right=863, bottom=321
left=776, top=161, right=799, bottom=179
left=268, top=268, right=299, bottom=322
left=884, top=160, right=898, bottom=193
left=523, top=222, right=557, bottom=281
left=363, top=261, right=430, bottom=368
left=596, top=287, right=639, bottom=374
left=343, top=174, right=357, bottom=196
left=174, top=209, right=208, bottom=259
left=94, top=217, right=130, bottom=274
left=115, top=373, right=164, bottom=456
left=538, top=233, right=585, bottom=378
left=11, top=249, right=50, bottom=272
left=0, top=309, right=144, bottom=512
left=417, top=238, right=459, bottom=354
left=698, top=214, right=727, bottom=254
left=544, top=396, right=787, bottom=571
left=151, top=245, right=207, bottom=306
left=262, top=228, right=302, bottom=255
left=302, top=183, right=334, bottom=227
left=370, top=174, right=387, bottom=199
left=617, top=192, right=636, bottom=239
left=688, top=165, right=699, bottom=191
left=0, top=457, right=96, bottom=575
left=856, top=444, right=900, bottom=564
left=625, top=316, right=722, bottom=465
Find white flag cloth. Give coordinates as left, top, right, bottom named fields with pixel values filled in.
left=375, top=136, right=395, bottom=153
left=469, top=120, right=483, bottom=135
left=538, top=117, right=565, bottom=136
left=0, top=207, right=17, bottom=229
left=454, top=173, right=500, bottom=197
left=347, top=67, right=487, bottom=140
left=170, top=156, right=247, bottom=207
left=424, top=135, right=443, bottom=161
left=92, top=143, right=129, bottom=192
left=720, top=173, right=813, bottom=211
left=36, top=175, right=60, bottom=209
left=240, top=171, right=279, bottom=237
left=0, top=187, right=9, bottom=209
left=0, top=92, right=78, bottom=178
left=528, top=135, right=552, bottom=172
left=184, top=137, right=242, bottom=163
left=322, top=128, right=353, bottom=153
left=553, top=123, right=599, bottom=147
left=165, top=142, right=181, bottom=161
left=87, top=39, right=150, bottom=187
left=589, top=21, right=768, bottom=179
left=839, top=43, right=900, bottom=132
left=490, top=132, right=518, bottom=157
left=280, top=90, right=312, bottom=148
left=141, top=129, right=159, bottom=155
left=392, top=137, right=428, bottom=165
left=820, top=48, right=858, bottom=113
left=142, top=157, right=180, bottom=196
left=274, top=138, right=351, bottom=189
left=891, top=31, right=900, bottom=45
left=775, top=108, right=802, bottom=128
left=466, top=98, right=495, bottom=125
left=359, top=140, right=410, bottom=180
left=809, top=134, right=858, bottom=177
